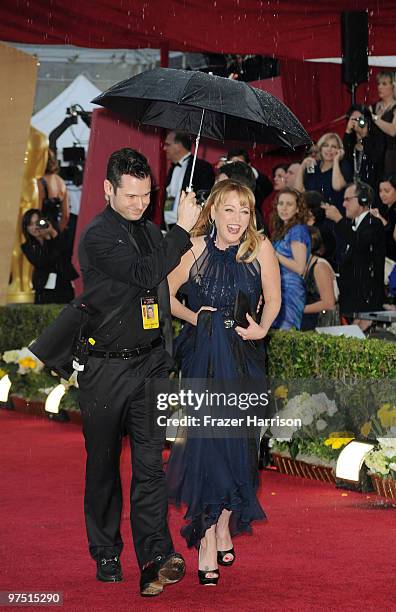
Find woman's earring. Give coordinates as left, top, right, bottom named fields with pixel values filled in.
left=209, top=217, right=216, bottom=237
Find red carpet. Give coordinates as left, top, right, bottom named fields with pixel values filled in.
left=1, top=409, right=395, bottom=612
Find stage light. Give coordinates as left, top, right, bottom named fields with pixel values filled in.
left=45, top=384, right=66, bottom=414
left=0, top=374, right=12, bottom=402
left=336, top=440, right=375, bottom=484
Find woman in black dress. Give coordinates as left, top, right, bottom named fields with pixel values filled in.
left=370, top=71, right=396, bottom=176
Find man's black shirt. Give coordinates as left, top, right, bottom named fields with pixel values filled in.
left=104, top=209, right=159, bottom=349
left=78, top=205, right=192, bottom=350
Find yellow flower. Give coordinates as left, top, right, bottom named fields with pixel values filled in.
left=360, top=422, right=372, bottom=437
left=18, top=357, right=37, bottom=370
left=0, top=368, right=6, bottom=378
left=274, top=385, right=288, bottom=400
left=377, top=403, right=396, bottom=429
left=324, top=432, right=355, bottom=450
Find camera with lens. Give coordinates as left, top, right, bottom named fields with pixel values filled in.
left=352, top=116, right=366, bottom=128
left=35, top=218, right=50, bottom=230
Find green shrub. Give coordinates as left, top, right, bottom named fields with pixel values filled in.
left=266, top=330, right=396, bottom=379
left=1, top=306, right=395, bottom=383
left=0, top=304, right=63, bottom=353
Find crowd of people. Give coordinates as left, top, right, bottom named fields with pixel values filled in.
left=187, top=70, right=396, bottom=332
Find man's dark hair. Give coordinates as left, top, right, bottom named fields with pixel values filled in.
left=226, top=148, right=250, bottom=164
left=106, top=148, right=152, bottom=192
left=218, top=161, right=256, bottom=192
left=352, top=179, right=374, bottom=208
left=304, top=191, right=325, bottom=224
left=304, top=190, right=324, bottom=209
left=272, top=163, right=288, bottom=176
left=172, top=131, right=192, bottom=151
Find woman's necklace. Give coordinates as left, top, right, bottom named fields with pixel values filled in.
left=377, top=98, right=396, bottom=115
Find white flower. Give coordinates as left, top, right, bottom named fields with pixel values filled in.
left=301, top=412, right=314, bottom=426
left=271, top=426, right=297, bottom=441
left=377, top=438, right=396, bottom=453
left=316, top=419, right=328, bottom=431
left=326, top=402, right=337, bottom=417
left=2, top=350, right=20, bottom=363
left=365, top=450, right=390, bottom=475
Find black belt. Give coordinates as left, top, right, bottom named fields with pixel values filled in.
left=88, top=336, right=163, bottom=359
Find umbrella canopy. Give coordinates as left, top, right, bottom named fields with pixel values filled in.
left=92, top=68, right=310, bottom=149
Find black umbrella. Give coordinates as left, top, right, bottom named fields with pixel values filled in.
left=93, top=68, right=310, bottom=190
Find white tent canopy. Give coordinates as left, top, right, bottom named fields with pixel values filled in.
left=31, top=74, right=101, bottom=161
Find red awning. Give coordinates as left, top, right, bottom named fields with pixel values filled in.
left=1, top=1, right=395, bottom=59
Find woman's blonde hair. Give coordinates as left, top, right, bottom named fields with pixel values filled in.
left=271, top=187, right=309, bottom=241
left=316, top=132, right=343, bottom=161
left=376, top=70, right=396, bottom=85
left=191, top=179, right=263, bottom=263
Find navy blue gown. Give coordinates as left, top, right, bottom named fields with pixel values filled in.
left=166, top=235, right=266, bottom=548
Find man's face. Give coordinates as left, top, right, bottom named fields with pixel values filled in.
left=104, top=174, right=151, bottom=221
left=343, top=185, right=363, bottom=219
left=285, top=163, right=300, bottom=187
left=163, top=131, right=183, bottom=163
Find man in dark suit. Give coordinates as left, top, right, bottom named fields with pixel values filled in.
left=323, top=180, right=385, bottom=330
left=163, top=130, right=215, bottom=228
left=32, top=148, right=201, bottom=597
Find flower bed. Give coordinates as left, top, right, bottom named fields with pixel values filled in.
left=10, top=394, right=82, bottom=424
left=365, top=438, right=396, bottom=501
left=370, top=474, right=396, bottom=501
left=272, top=452, right=335, bottom=484
left=1, top=346, right=79, bottom=416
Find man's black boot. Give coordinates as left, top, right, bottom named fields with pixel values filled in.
left=96, top=555, right=123, bottom=582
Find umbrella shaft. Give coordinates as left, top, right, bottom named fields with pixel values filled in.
left=187, top=108, right=206, bottom=192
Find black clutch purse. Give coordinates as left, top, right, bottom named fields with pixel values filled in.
left=233, top=290, right=252, bottom=328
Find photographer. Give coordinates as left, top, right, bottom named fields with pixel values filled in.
left=21, top=209, right=78, bottom=304
left=343, top=104, right=385, bottom=190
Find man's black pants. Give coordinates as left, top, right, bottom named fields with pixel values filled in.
left=78, top=346, right=174, bottom=569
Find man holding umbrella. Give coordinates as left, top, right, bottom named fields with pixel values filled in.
left=77, top=148, right=200, bottom=596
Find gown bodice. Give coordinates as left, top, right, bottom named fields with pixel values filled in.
left=185, top=235, right=262, bottom=319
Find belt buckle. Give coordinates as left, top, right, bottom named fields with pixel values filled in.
left=120, top=350, right=131, bottom=360
left=223, top=318, right=234, bottom=329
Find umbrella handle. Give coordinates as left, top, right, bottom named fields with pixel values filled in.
left=187, top=108, right=206, bottom=192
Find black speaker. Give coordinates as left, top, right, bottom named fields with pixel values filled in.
left=341, top=11, right=368, bottom=86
